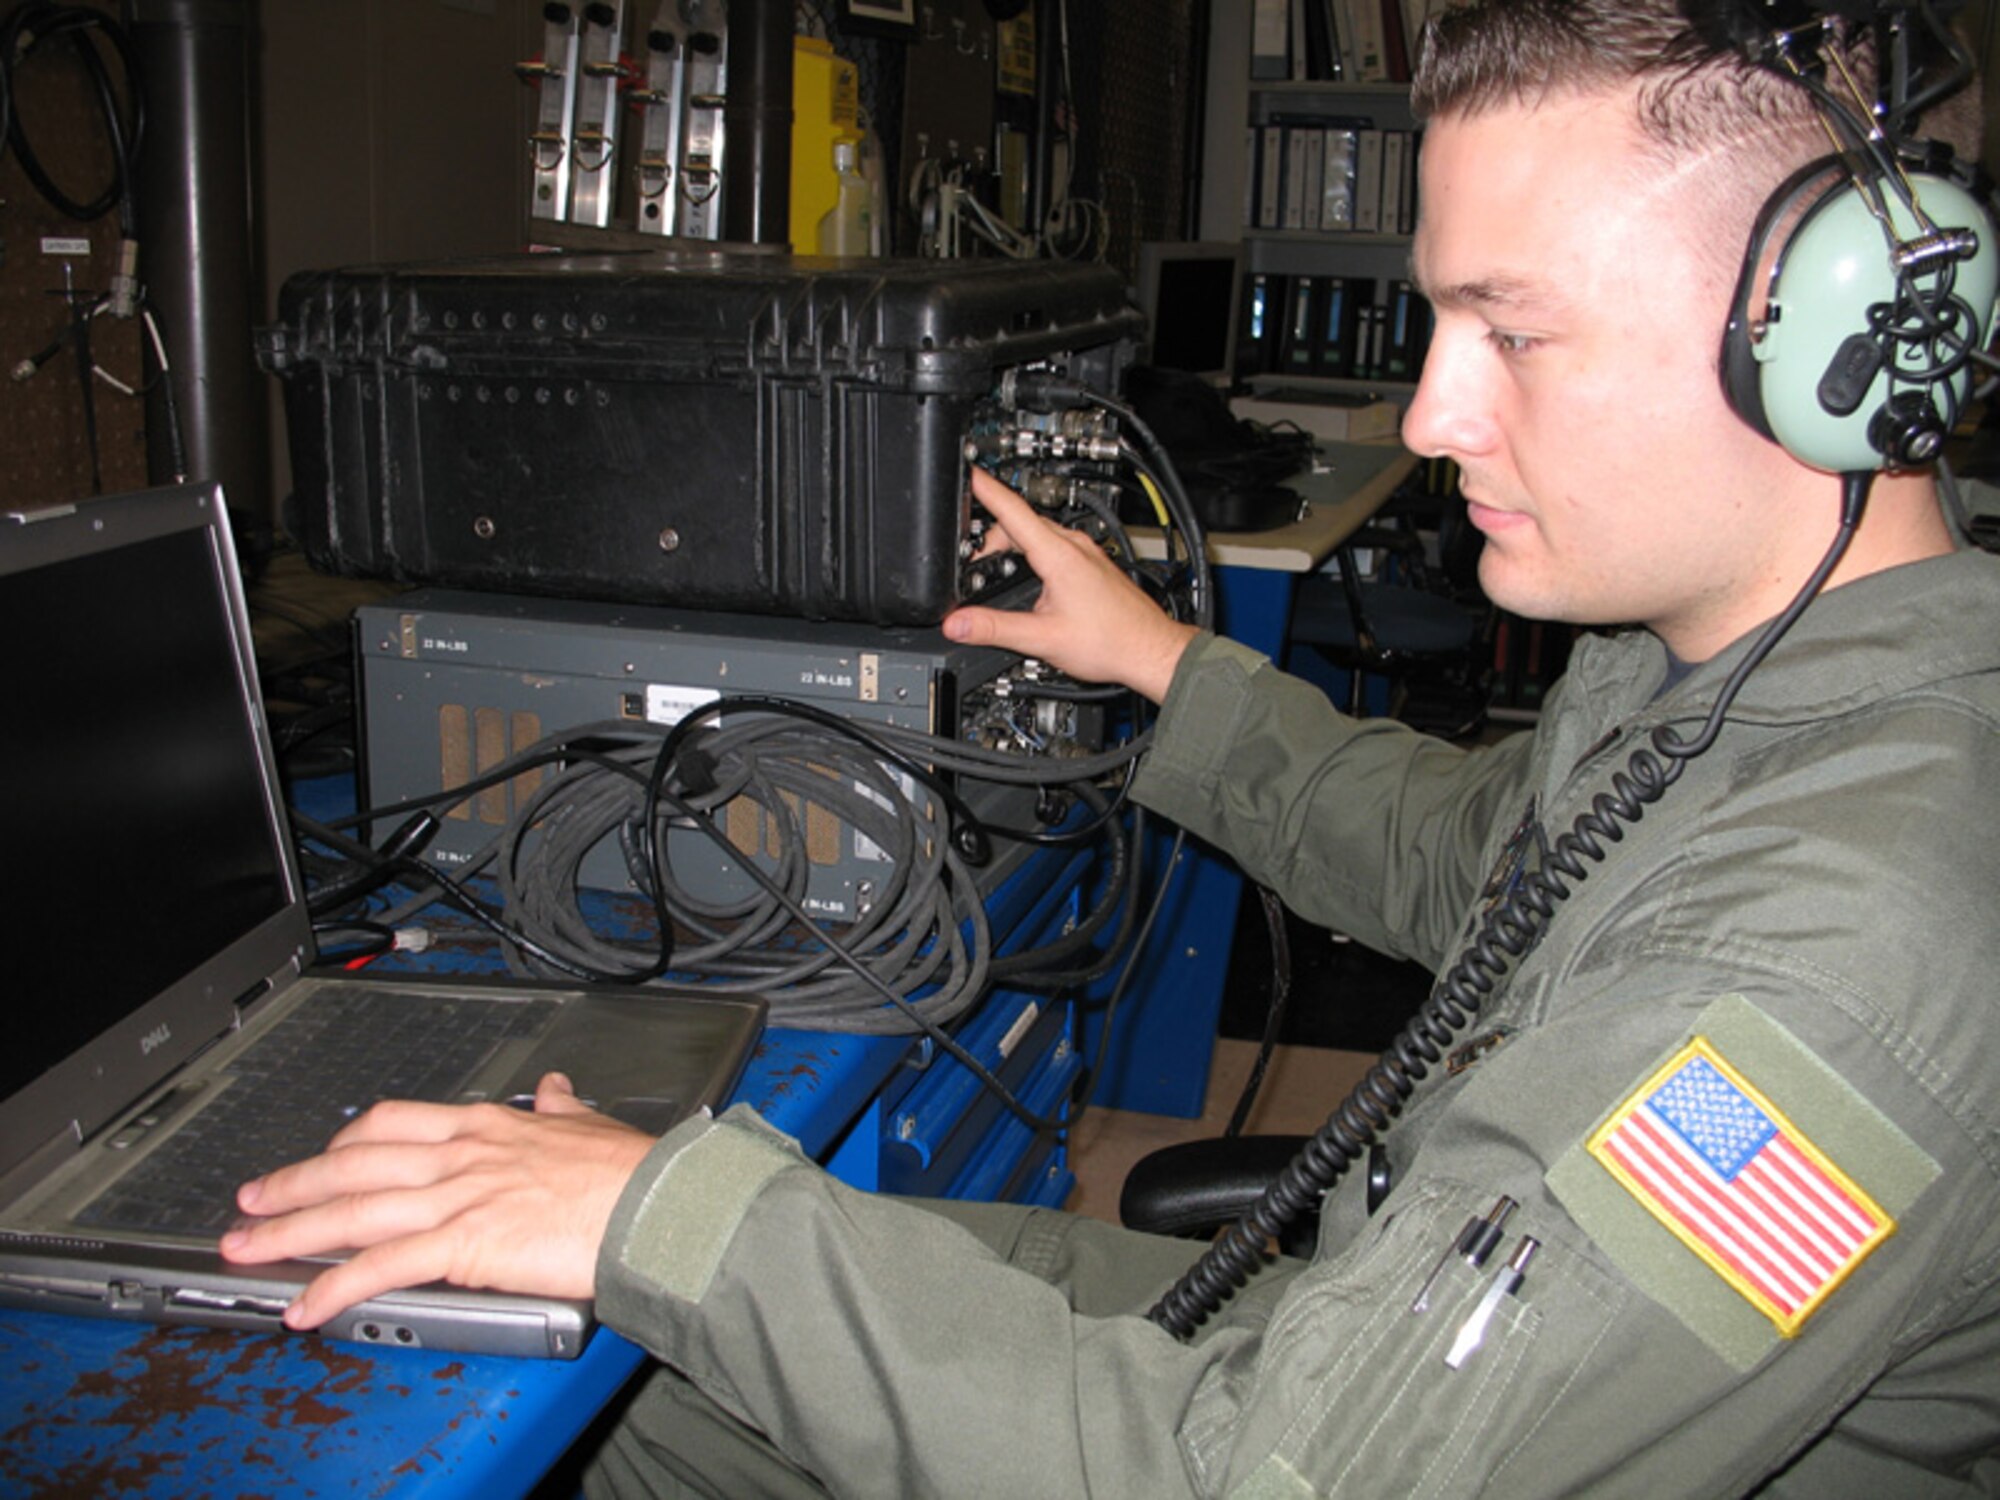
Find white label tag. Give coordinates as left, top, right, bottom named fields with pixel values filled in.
left=998, top=1002, right=1040, bottom=1059
left=644, top=684, right=722, bottom=726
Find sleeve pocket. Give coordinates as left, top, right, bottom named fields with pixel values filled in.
left=1179, top=1183, right=1624, bottom=1500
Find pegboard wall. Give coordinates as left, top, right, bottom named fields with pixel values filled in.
left=1072, top=0, right=1201, bottom=279
left=795, top=0, right=1199, bottom=272
left=1, top=0, right=151, bottom=510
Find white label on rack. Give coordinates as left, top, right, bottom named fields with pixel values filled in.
left=644, top=684, right=722, bottom=726
left=40, top=237, right=91, bottom=257
left=852, top=772, right=920, bottom=864
left=998, top=1001, right=1041, bottom=1060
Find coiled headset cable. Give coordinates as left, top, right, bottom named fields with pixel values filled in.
left=1146, top=471, right=1873, bottom=1338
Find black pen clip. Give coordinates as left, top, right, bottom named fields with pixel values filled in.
left=1410, top=1195, right=1516, bottom=1315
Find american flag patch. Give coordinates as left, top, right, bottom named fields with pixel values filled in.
left=1587, top=1039, right=1893, bottom=1335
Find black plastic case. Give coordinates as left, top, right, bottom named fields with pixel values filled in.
left=259, top=252, right=1142, bottom=624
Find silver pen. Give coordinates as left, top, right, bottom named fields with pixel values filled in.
left=1444, top=1236, right=1539, bottom=1369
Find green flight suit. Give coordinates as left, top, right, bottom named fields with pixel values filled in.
left=585, top=548, right=2000, bottom=1498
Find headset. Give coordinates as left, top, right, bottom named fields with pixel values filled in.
left=1703, top=0, right=2000, bottom=472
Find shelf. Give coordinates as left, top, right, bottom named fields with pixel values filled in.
left=1246, top=228, right=1410, bottom=248
left=1245, top=371, right=1416, bottom=399
left=1249, top=80, right=1414, bottom=104
left=1204, top=1, right=1428, bottom=390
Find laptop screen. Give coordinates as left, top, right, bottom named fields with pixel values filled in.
left=1, top=522, right=292, bottom=1103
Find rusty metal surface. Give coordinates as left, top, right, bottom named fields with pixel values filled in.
left=0, top=1312, right=645, bottom=1498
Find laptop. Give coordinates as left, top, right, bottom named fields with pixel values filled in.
left=0, top=482, right=767, bottom=1359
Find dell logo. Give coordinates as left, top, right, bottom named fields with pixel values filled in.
left=140, top=1024, right=172, bottom=1055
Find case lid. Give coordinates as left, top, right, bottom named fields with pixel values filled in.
left=261, top=251, right=1146, bottom=397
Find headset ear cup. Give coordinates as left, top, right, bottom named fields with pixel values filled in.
left=1719, top=158, right=1848, bottom=455
left=1721, top=273, right=1776, bottom=442
left=1728, top=278, right=1776, bottom=444
left=1723, top=155, right=2000, bottom=473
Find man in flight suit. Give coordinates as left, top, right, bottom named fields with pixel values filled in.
left=224, top=2, right=2000, bottom=1493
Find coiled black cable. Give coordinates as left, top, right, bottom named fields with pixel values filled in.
left=1225, top=885, right=1295, bottom=1141
left=1146, top=472, right=1875, bottom=1338
left=2, top=3, right=145, bottom=231
left=315, top=702, right=1158, bottom=1020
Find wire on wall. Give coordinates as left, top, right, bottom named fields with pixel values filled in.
left=1, top=1, right=184, bottom=496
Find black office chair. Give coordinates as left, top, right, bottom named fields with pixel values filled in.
left=1120, top=1132, right=1322, bottom=1258
left=1288, top=486, right=1491, bottom=737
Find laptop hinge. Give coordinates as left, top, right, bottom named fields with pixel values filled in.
left=234, top=957, right=304, bottom=1023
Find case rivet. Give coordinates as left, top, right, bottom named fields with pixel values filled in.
left=658, top=527, right=681, bottom=553
left=474, top=516, right=497, bottom=539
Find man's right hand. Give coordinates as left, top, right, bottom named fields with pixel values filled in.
left=942, top=468, right=1200, bottom=704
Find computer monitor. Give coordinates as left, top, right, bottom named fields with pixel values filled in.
left=1135, top=240, right=1244, bottom=387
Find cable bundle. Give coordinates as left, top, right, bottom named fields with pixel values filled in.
left=501, top=717, right=1000, bottom=1034
left=2, top=2, right=145, bottom=232
left=311, top=702, right=1151, bottom=1032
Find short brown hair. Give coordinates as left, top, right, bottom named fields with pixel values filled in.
left=1410, top=0, right=1842, bottom=160
left=1410, top=0, right=1979, bottom=161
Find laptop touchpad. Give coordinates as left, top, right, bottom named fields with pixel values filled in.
left=477, top=994, right=733, bottom=1132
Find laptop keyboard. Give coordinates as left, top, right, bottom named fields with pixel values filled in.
left=78, top=987, right=560, bottom=1237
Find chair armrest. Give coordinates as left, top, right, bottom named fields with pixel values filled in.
left=1119, top=1135, right=1314, bottom=1240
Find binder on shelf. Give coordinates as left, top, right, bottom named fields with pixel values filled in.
left=1305, top=0, right=1342, bottom=80
left=1354, top=128, right=1385, bottom=233
left=1299, top=128, right=1326, bottom=231
left=1321, top=125, right=1359, bottom=231
left=1258, top=123, right=1285, bottom=229
left=1314, top=274, right=1361, bottom=378
left=1378, top=0, right=1412, bottom=82
left=1238, top=272, right=1283, bottom=378
left=1352, top=278, right=1394, bottom=378
left=1380, top=130, right=1407, bottom=239
left=1280, top=275, right=1321, bottom=376
left=1245, top=127, right=1260, bottom=228
left=1259, top=113, right=1370, bottom=233
left=1253, top=0, right=1290, bottom=79
left=1345, top=0, right=1389, bottom=80
left=1394, top=128, right=1420, bottom=233
left=1382, top=279, right=1432, bottom=380
left=1330, top=0, right=1360, bottom=80
left=1283, top=127, right=1309, bottom=230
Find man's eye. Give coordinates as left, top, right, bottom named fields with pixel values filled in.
left=1488, top=330, right=1539, bottom=355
